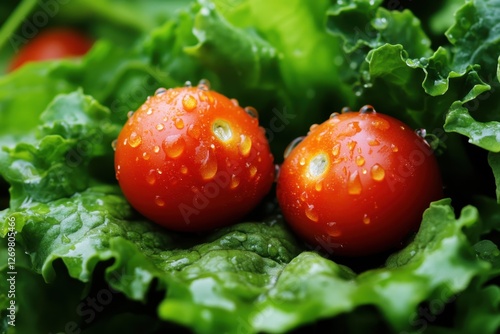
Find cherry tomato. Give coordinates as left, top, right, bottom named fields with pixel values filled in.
left=114, top=81, right=275, bottom=232
left=276, top=106, right=443, bottom=256
left=8, top=28, right=93, bottom=71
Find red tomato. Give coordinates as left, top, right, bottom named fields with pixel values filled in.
left=276, top=106, right=443, bottom=256
left=8, top=28, right=93, bottom=71
left=114, top=81, right=275, bottom=232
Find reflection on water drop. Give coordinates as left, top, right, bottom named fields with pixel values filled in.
left=348, top=170, right=362, bottom=195
left=128, top=132, right=142, bottom=148
left=305, top=205, right=319, bottom=222
left=370, top=164, right=385, bottom=181
left=155, top=87, right=167, bottom=96
left=182, top=94, right=197, bottom=112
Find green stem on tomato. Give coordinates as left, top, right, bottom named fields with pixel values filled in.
left=0, top=0, right=38, bottom=53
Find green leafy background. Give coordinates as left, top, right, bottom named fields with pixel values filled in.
left=1, top=0, right=500, bottom=333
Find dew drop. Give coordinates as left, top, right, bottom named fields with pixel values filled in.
left=182, top=94, right=198, bottom=112
left=332, top=143, right=341, bottom=157
left=309, top=124, right=319, bottom=133
left=162, top=135, right=186, bottom=158
left=330, top=112, right=340, bottom=119
left=155, top=87, right=167, bottom=96
left=180, top=165, right=188, bottom=174
left=341, top=106, right=350, bottom=113
left=315, top=181, right=323, bottom=191
left=415, top=128, right=427, bottom=138
left=299, top=157, right=306, bottom=166
left=347, top=140, right=357, bottom=155
left=142, top=152, right=150, bottom=160
left=197, top=79, right=211, bottom=91
left=187, top=123, right=201, bottom=139
left=355, top=155, right=365, bottom=166
left=391, top=144, right=399, bottom=152
left=127, top=111, right=134, bottom=118
left=348, top=170, right=362, bottom=195
left=146, top=108, right=153, bottom=115
left=153, top=145, right=160, bottom=153
left=146, top=170, right=156, bottom=185
left=239, top=135, right=252, bottom=157
left=308, top=153, right=329, bottom=178
left=230, top=175, right=240, bottom=189
left=199, top=149, right=218, bottom=180
left=231, top=98, right=239, bottom=106
left=368, top=138, right=380, bottom=146
left=371, top=163, right=385, bottom=181
left=111, top=139, right=117, bottom=151
left=360, top=105, right=376, bottom=113
left=184, top=81, right=192, bottom=87
left=155, top=196, right=166, bottom=207
left=300, top=191, right=308, bottom=202
left=128, top=132, right=142, bottom=148
left=305, top=205, right=319, bottom=222
left=284, top=136, right=305, bottom=159
left=249, top=165, right=258, bottom=178
left=327, top=222, right=342, bottom=237
left=212, top=120, right=233, bottom=142
left=174, top=118, right=185, bottom=129
left=156, top=123, right=165, bottom=131
left=363, top=214, right=371, bottom=225
left=371, top=118, right=390, bottom=130
left=244, top=106, right=259, bottom=119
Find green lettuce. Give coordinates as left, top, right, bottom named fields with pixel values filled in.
left=1, top=0, right=500, bottom=333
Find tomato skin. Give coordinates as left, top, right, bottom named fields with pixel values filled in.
left=114, top=85, right=275, bottom=232
left=276, top=109, right=443, bottom=256
left=8, top=28, right=93, bottom=71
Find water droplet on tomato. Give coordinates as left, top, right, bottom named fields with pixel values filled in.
left=197, top=79, right=210, bottom=91
left=368, top=138, right=380, bottom=146
left=111, top=139, right=117, bottom=151
left=155, top=87, right=167, bottom=96
left=315, top=181, right=323, bottom=191
left=355, top=155, right=365, bottom=166
left=239, top=135, right=252, bottom=157
left=370, top=163, right=385, bottom=181
left=156, top=123, right=164, bottom=131
left=187, top=123, right=201, bottom=139
left=300, top=191, right=308, bottom=202
left=174, top=118, right=185, bottom=129
left=305, top=205, right=319, bottom=222
left=180, top=165, right=188, bottom=174
left=231, top=98, right=239, bottom=106
left=146, top=170, right=156, bottom=185
left=230, top=175, right=240, bottom=189
left=153, top=146, right=160, bottom=154
left=332, top=143, right=341, bottom=157
left=244, top=106, right=259, bottom=119
left=146, top=108, right=153, bottom=115
left=330, top=112, right=340, bottom=119
left=127, top=111, right=134, bottom=118
left=371, top=118, right=390, bottom=130
left=391, top=144, right=399, bottom=152
left=284, top=136, right=305, bottom=159
left=182, top=94, right=197, bottom=112
left=142, top=152, right=150, bottom=160
left=308, top=153, right=329, bottom=178
left=184, top=81, right=192, bottom=87
left=128, top=132, right=142, bottom=147
left=155, top=196, right=166, bottom=207
left=162, top=135, right=186, bottom=158
left=309, top=124, right=319, bottom=133
left=341, top=106, right=350, bottom=113
left=347, top=140, right=357, bottom=155
left=327, top=222, right=342, bottom=237
left=249, top=165, right=258, bottom=178
left=199, top=149, right=218, bottom=180
left=299, top=157, right=306, bottom=166
left=360, top=105, right=376, bottom=113
left=348, top=170, right=362, bottom=195
left=212, top=120, right=233, bottom=142
left=363, top=214, right=371, bottom=225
